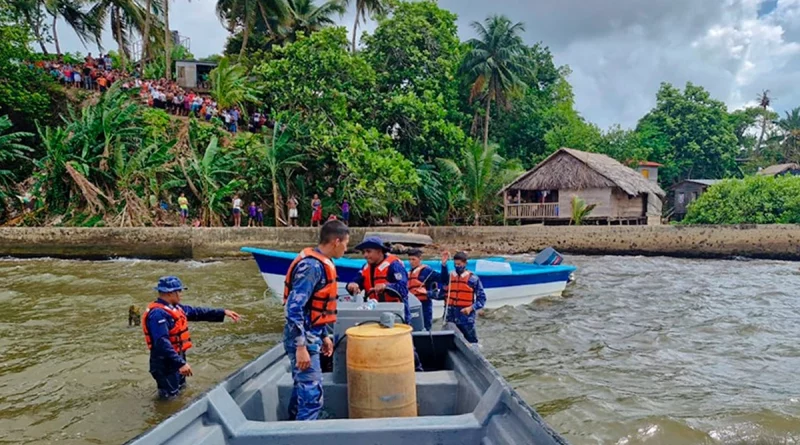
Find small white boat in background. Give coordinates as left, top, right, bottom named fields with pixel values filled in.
left=241, top=247, right=577, bottom=317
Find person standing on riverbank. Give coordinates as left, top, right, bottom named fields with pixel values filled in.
left=438, top=251, right=486, bottom=344
left=248, top=202, right=257, bottom=227
left=407, top=249, right=440, bottom=331
left=283, top=220, right=349, bottom=420
left=287, top=196, right=299, bottom=227
left=177, top=193, right=189, bottom=226
left=311, top=194, right=322, bottom=227
left=232, top=195, right=242, bottom=227
left=340, top=199, right=350, bottom=226
left=142, top=276, right=240, bottom=399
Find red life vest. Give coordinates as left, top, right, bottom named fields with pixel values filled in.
left=142, top=302, right=193, bottom=353
left=408, top=265, right=430, bottom=302
left=283, top=248, right=338, bottom=327
left=447, top=271, right=475, bottom=308
left=362, top=254, right=403, bottom=302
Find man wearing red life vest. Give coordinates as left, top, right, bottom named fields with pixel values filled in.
left=142, top=276, right=240, bottom=399
left=407, top=248, right=442, bottom=331
left=345, top=236, right=410, bottom=324
left=438, top=251, right=486, bottom=344
left=283, top=220, right=350, bottom=420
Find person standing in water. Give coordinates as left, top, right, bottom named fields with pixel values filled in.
left=283, top=221, right=350, bottom=420
left=438, top=251, right=486, bottom=344
left=142, top=276, right=240, bottom=398
left=177, top=192, right=189, bottom=226
left=232, top=195, right=242, bottom=227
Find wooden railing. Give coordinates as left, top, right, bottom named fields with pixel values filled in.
left=505, top=203, right=559, bottom=219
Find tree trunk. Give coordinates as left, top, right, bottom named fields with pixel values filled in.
left=474, top=209, right=480, bottom=226
left=239, top=18, right=250, bottom=60
left=52, top=14, right=61, bottom=55
left=141, top=0, right=153, bottom=69
left=483, top=97, right=491, bottom=149
left=351, top=6, right=359, bottom=53
left=115, top=15, right=127, bottom=72
left=257, top=2, right=275, bottom=37
left=26, top=11, right=49, bottom=55
left=164, top=0, right=171, bottom=81
left=756, top=110, right=768, bottom=153
left=272, top=176, right=281, bottom=227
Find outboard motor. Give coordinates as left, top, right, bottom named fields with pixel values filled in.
left=534, top=247, right=564, bottom=266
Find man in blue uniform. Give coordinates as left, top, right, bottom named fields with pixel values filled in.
left=142, top=276, right=240, bottom=399
left=438, top=251, right=486, bottom=344
left=284, top=220, right=350, bottom=420
left=345, top=236, right=410, bottom=324
left=407, top=248, right=441, bottom=331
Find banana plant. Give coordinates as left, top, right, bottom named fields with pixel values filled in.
left=180, top=136, right=244, bottom=226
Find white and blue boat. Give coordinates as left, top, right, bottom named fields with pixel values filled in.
left=241, top=247, right=577, bottom=318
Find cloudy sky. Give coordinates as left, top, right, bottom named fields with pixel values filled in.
left=54, top=0, right=800, bottom=129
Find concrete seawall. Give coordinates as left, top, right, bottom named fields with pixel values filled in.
left=1, top=225, right=799, bottom=260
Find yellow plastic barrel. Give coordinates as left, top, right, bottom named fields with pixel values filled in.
left=346, top=323, right=417, bottom=419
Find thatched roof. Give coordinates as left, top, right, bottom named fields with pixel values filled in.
left=757, top=163, right=800, bottom=176
left=501, top=148, right=666, bottom=197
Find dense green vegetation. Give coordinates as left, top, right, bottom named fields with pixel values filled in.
left=3, top=0, right=800, bottom=226
left=684, top=176, right=800, bottom=224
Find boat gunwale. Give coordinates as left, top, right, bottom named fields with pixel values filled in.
left=240, top=247, right=577, bottom=276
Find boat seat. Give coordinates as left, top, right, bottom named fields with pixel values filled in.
left=268, top=370, right=460, bottom=420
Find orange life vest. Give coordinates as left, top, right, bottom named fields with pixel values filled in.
left=446, top=271, right=475, bottom=308
left=142, top=302, right=193, bottom=353
left=362, top=254, right=403, bottom=302
left=283, top=248, right=338, bottom=327
left=408, top=265, right=430, bottom=301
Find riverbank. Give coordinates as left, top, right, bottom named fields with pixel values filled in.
left=2, top=224, right=800, bottom=260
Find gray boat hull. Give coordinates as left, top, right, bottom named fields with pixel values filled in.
left=126, top=326, right=568, bottom=444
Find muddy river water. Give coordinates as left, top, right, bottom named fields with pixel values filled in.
left=1, top=255, right=799, bottom=444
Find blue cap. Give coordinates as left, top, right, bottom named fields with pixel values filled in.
left=355, top=236, right=389, bottom=252
left=154, top=276, right=187, bottom=293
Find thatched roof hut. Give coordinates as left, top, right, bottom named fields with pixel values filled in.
left=502, top=148, right=665, bottom=225
left=502, top=148, right=665, bottom=197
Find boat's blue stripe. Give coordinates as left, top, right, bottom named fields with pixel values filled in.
left=242, top=247, right=576, bottom=289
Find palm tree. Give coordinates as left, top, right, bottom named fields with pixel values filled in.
left=438, top=141, right=509, bottom=226
left=569, top=196, right=596, bottom=225
left=347, top=0, right=386, bottom=53
left=45, top=0, right=100, bottom=55
left=89, top=0, right=148, bottom=71
left=460, top=15, right=530, bottom=148
left=140, top=0, right=164, bottom=68
left=776, top=107, right=800, bottom=161
left=755, top=90, right=772, bottom=152
left=208, top=58, right=261, bottom=111
left=284, top=0, right=344, bottom=41
left=216, top=0, right=286, bottom=55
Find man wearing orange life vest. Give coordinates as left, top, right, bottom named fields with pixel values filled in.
left=142, top=276, right=240, bottom=399
left=439, top=251, right=486, bottom=344
left=345, top=236, right=410, bottom=324
left=283, top=220, right=350, bottom=420
left=407, top=248, right=442, bottom=331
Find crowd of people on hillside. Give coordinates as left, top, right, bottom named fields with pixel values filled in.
left=29, top=54, right=270, bottom=134
left=33, top=53, right=122, bottom=92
